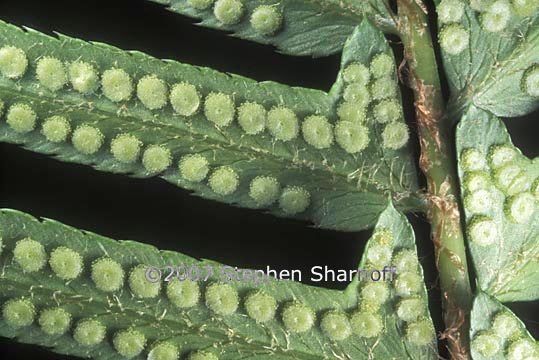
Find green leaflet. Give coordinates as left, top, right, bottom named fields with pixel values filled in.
left=457, top=106, right=539, bottom=302
left=0, top=19, right=421, bottom=231
left=437, top=1, right=539, bottom=118
left=146, top=0, right=396, bottom=57
left=470, top=292, right=539, bottom=359
left=0, top=204, right=437, bottom=359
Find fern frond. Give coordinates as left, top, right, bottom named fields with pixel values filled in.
left=146, top=0, right=397, bottom=57
left=0, top=19, right=422, bottom=231
left=0, top=204, right=436, bottom=359
left=437, top=1, right=539, bottom=118
left=457, top=106, right=539, bottom=302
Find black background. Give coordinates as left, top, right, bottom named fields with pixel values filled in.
left=0, top=0, right=538, bottom=358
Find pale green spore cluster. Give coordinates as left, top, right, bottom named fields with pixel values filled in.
left=204, top=92, right=235, bottom=127
left=213, top=0, right=244, bottom=25
left=440, top=24, right=470, bottom=55
left=279, top=186, right=310, bottom=214
left=69, top=61, right=99, bottom=94
left=38, top=307, right=72, bottom=335
left=336, top=102, right=367, bottom=123
left=334, top=121, right=370, bottom=154
left=395, top=272, right=423, bottom=298
left=371, top=78, right=397, bottom=101
left=237, top=102, right=266, bottom=135
left=91, top=257, right=125, bottom=292
left=49, top=246, right=84, bottom=280
left=142, top=145, right=172, bottom=174
left=13, top=237, right=47, bottom=273
left=208, top=166, right=239, bottom=196
left=6, top=103, right=37, bottom=133
left=393, top=249, right=419, bottom=273
left=464, top=189, right=494, bottom=215
left=0, top=46, right=28, bottom=79
left=473, top=332, right=502, bottom=356
left=343, top=83, right=370, bottom=108
left=342, top=63, right=370, bottom=85
left=505, top=192, right=535, bottom=224
left=370, top=54, right=394, bottom=79
left=101, top=68, right=133, bottom=102
left=494, top=164, right=530, bottom=196
left=320, top=311, right=352, bottom=341
left=148, top=342, right=179, bottom=360
left=267, top=106, right=299, bottom=142
left=167, top=280, right=201, bottom=309
left=42, top=116, right=71, bottom=143
left=204, top=282, right=239, bottom=316
left=481, top=0, right=512, bottom=32
left=73, top=318, right=106, bottom=346
left=360, top=282, right=389, bottom=309
left=366, top=244, right=392, bottom=267
left=250, top=5, right=282, bottom=35
left=72, top=125, right=105, bottom=155
left=249, top=176, right=280, bottom=206
left=492, top=311, right=520, bottom=339
left=137, top=74, right=168, bottom=110
left=129, top=264, right=161, bottom=298
left=350, top=311, right=383, bottom=338
left=281, top=302, right=315, bottom=333
left=244, top=291, right=277, bottom=323
left=489, top=145, right=517, bottom=168
left=374, top=99, right=403, bottom=124
left=512, top=0, right=539, bottom=16
left=2, top=298, right=35, bottom=328
left=110, top=133, right=142, bottom=163
left=170, top=82, right=200, bottom=116
left=438, top=0, right=465, bottom=23
left=397, top=297, right=424, bottom=322
left=506, top=338, right=539, bottom=359
left=464, top=171, right=491, bottom=192
left=406, top=319, right=435, bottom=346
left=382, top=121, right=410, bottom=150
left=461, top=148, right=487, bottom=171
left=468, top=216, right=499, bottom=246
left=113, top=328, right=146, bottom=358
left=301, top=115, right=333, bottom=149
left=36, top=57, right=67, bottom=91
left=179, top=154, right=210, bottom=183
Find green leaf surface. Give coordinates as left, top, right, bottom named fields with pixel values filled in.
left=0, top=204, right=437, bottom=359
left=438, top=2, right=539, bottom=118
left=456, top=106, right=539, bottom=302
left=147, top=0, right=396, bottom=57
left=0, top=19, right=421, bottom=231
left=470, top=292, right=539, bottom=360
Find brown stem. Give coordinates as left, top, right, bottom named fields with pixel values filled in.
left=396, top=1, right=473, bottom=358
